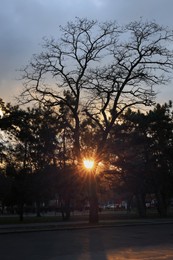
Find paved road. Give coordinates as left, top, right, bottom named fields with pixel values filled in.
left=0, top=223, right=173, bottom=259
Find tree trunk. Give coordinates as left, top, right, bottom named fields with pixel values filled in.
left=88, top=170, right=99, bottom=224
left=1, top=202, right=5, bottom=215
left=156, top=191, right=167, bottom=217
left=36, top=200, right=41, bottom=217
left=135, top=193, right=146, bottom=218
left=60, top=199, right=71, bottom=221
left=19, top=202, right=24, bottom=222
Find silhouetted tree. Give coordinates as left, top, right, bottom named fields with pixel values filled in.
left=107, top=102, right=173, bottom=217
left=146, top=102, right=173, bottom=216
left=20, top=18, right=173, bottom=223
left=107, top=109, right=148, bottom=217
left=0, top=103, right=61, bottom=219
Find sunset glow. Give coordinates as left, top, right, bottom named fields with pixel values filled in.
left=0, top=110, right=3, bottom=118
left=83, top=159, right=94, bottom=170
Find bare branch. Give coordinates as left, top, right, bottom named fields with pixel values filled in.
left=19, top=18, right=173, bottom=160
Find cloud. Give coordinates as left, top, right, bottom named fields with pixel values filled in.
left=0, top=0, right=173, bottom=103
left=90, top=0, right=105, bottom=7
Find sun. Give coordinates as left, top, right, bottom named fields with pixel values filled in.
left=83, top=159, right=94, bottom=170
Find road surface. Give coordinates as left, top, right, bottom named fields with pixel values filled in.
left=0, top=223, right=173, bottom=259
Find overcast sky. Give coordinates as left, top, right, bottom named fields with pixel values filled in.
left=1, top=0, right=173, bottom=104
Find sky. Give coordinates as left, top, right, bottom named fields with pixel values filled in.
left=1, top=0, right=173, bottom=104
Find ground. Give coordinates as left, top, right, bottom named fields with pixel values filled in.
left=0, top=223, right=173, bottom=259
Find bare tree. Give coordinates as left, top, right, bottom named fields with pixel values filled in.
left=20, top=18, right=173, bottom=223
left=20, top=18, right=119, bottom=159
left=84, top=20, right=173, bottom=156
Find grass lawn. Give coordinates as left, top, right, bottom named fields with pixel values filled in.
left=0, top=215, right=63, bottom=225
left=0, top=208, right=172, bottom=225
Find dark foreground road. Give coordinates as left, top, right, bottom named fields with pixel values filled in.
left=0, top=223, right=173, bottom=260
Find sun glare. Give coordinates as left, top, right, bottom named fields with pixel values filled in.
left=0, top=110, right=3, bottom=118
left=83, top=159, right=94, bottom=170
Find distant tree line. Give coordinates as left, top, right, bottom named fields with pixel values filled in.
left=107, top=101, right=173, bottom=218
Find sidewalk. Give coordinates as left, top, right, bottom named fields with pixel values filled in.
left=1, top=218, right=173, bottom=234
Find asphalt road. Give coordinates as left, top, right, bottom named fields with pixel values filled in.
left=0, top=223, right=173, bottom=260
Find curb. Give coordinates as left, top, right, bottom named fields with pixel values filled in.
left=1, top=220, right=173, bottom=234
